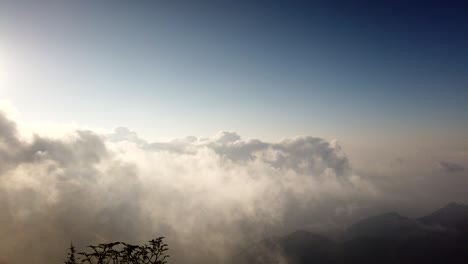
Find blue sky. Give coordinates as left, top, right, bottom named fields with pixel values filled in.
left=1, top=0, right=467, bottom=147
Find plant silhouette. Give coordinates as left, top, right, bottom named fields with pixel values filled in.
left=64, top=237, right=169, bottom=264
left=65, top=243, right=77, bottom=264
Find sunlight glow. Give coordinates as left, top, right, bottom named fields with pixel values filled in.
left=0, top=48, right=12, bottom=89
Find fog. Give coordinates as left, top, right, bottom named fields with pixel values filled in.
left=0, top=109, right=467, bottom=264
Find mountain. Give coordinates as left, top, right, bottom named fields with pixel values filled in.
left=279, top=231, right=337, bottom=264
left=238, top=203, right=468, bottom=264
left=419, top=202, right=468, bottom=229
left=237, top=231, right=337, bottom=264
left=345, top=212, right=421, bottom=240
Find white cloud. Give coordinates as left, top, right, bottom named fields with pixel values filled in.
left=0, top=112, right=377, bottom=264
left=1, top=105, right=468, bottom=264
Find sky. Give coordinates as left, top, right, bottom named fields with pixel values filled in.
left=1, top=1, right=466, bottom=144
left=0, top=1, right=468, bottom=263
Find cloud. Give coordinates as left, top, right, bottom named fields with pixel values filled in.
left=438, top=161, right=465, bottom=173
left=106, top=127, right=147, bottom=146
left=108, top=128, right=351, bottom=177
left=0, top=112, right=379, bottom=264
left=3, top=108, right=468, bottom=264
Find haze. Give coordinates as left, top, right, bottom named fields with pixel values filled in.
left=0, top=1, right=467, bottom=263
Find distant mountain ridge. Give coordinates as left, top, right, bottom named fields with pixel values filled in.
left=419, top=202, right=468, bottom=228
left=345, top=212, right=418, bottom=240
left=238, top=202, right=468, bottom=264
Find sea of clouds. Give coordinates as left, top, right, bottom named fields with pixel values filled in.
left=0, top=106, right=466, bottom=264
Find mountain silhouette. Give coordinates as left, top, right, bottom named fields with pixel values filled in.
left=239, top=202, right=468, bottom=264
left=345, top=212, right=421, bottom=240
left=419, top=202, right=468, bottom=229
left=279, top=231, right=337, bottom=264
left=236, top=231, right=337, bottom=264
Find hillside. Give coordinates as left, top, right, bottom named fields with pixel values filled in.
left=239, top=203, right=468, bottom=264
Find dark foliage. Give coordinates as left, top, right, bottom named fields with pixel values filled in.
left=65, top=243, right=77, bottom=264
left=64, top=237, right=169, bottom=264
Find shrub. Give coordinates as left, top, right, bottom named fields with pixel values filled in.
left=64, top=237, right=169, bottom=264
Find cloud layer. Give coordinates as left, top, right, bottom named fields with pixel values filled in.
left=0, top=111, right=379, bottom=264
left=2, top=108, right=468, bottom=264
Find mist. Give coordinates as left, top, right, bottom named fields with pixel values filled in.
left=0, top=108, right=467, bottom=264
